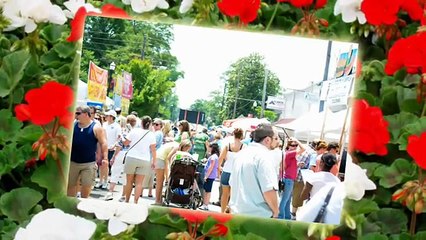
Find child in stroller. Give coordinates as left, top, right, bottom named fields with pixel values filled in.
left=164, top=140, right=203, bottom=209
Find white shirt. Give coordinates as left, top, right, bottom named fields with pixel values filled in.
left=270, top=148, right=283, bottom=178
left=229, top=142, right=278, bottom=218
left=103, top=122, right=121, bottom=149
left=306, top=171, right=341, bottom=198
left=126, top=128, right=156, bottom=161
left=222, top=142, right=245, bottom=173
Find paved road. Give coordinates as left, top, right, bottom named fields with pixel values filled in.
left=89, top=177, right=222, bottom=213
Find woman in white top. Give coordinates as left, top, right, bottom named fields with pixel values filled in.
left=123, top=116, right=157, bottom=204
left=299, top=153, right=341, bottom=202
left=217, top=128, right=245, bottom=213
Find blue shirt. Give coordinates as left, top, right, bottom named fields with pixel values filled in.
left=71, top=121, right=98, bottom=163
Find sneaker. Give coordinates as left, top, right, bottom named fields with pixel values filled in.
left=105, top=192, right=113, bottom=201
left=101, top=182, right=108, bottom=189
left=198, top=205, right=209, bottom=211
left=76, top=192, right=81, bottom=198
left=118, top=196, right=125, bottom=202
left=94, top=182, right=102, bottom=188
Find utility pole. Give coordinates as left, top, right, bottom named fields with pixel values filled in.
left=232, top=72, right=240, bottom=119
left=319, top=40, right=332, bottom=112
left=261, top=68, right=268, bottom=118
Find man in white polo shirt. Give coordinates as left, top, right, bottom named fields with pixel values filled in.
left=229, top=123, right=280, bottom=218
left=96, top=109, right=121, bottom=189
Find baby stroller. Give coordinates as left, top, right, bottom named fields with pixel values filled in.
left=164, top=153, right=203, bottom=209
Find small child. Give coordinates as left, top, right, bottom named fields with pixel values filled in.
left=199, top=143, right=220, bottom=211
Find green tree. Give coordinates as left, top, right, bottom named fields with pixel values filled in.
left=120, top=59, right=175, bottom=118
left=223, top=53, right=281, bottom=121
left=78, top=49, right=99, bottom=82
left=190, top=90, right=227, bottom=126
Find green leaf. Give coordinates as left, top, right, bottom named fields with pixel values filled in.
left=0, top=50, right=31, bottom=97
left=374, top=158, right=417, bottom=188
left=384, top=112, right=419, bottom=144
left=233, top=233, right=266, bottom=240
left=393, top=69, right=407, bottom=82
left=0, top=187, right=43, bottom=222
left=397, top=117, right=426, bottom=150
left=371, top=186, right=393, bottom=205
left=24, top=56, right=42, bottom=78
left=40, top=24, right=68, bottom=44
left=0, top=109, right=23, bottom=145
left=15, top=124, right=44, bottom=143
left=31, top=155, right=68, bottom=203
left=360, top=162, right=384, bottom=179
left=389, top=232, right=413, bottom=240
left=148, top=209, right=187, bottom=231
left=361, top=232, right=388, bottom=240
left=11, top=86, right=24, bottom=104
left=415, top=231, right=426, bottom=240
left=400, top=99, right=422, bottom=115
left=345, top=198, right=380, bottom=216
left=0, top=217, right=19, bottom=240
left=53, top=42, right=77, bottom=59
left=366, top=208, right=408, bottom=235
left=230, top=217, right=292, bottom=240
left=40, top=49, right=63, bottom=68
left=0, top=143, right=31, bottom=176
left=380, top=87, right=400, bottom=115
left=53, top=196, right=80, bottom=215
left=356, top=91, right=381, bottom=106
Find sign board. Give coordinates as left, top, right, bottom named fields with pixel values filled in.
left=266, top=96, right=285, bottom=110
left=87, top=61, right=108, bottom=103
left=319, top=81, right=330, bottom=101
left=327, top=74, right=354, bottom=112
left=179, top=109, right=206, bottom=124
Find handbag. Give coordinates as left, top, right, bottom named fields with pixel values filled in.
left=313, top=186, right=335, bottom=223
left=122, top=131, right=150, bottom=164
left=278, top=151, right=285, bottom=192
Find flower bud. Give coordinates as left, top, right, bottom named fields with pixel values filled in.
left=165, top=232, right=179, bottom=240
left=318, top=18, right=328, bottom=27
left=415, top=200, right=424, bottom=214
left=350, top=25, right=356, bottom=34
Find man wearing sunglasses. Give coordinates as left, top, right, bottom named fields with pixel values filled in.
left=68, top=105, right=108, bottom=198
left=229, top=123, right=280, bottom=218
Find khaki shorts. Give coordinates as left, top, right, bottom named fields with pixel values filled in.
left=155, top=158, right=166, bottom=170
left=68, top=161, right=96, bottom=187
left=292, top=180, right=305, bottom=208
left=123, top=156, right=151, bottom=175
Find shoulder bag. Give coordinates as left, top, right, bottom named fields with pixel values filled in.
left=122, top=131, right=150, bottom=164
left=313, top=186, right=336, bottom=223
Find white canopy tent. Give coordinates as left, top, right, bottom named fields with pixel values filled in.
left=275, top=108, right=351, bottom=144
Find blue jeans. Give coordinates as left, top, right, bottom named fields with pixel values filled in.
left=278, top=178, right=294, bottom=219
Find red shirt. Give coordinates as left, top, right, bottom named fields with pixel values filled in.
left=284, top=150, right=298, bottom=180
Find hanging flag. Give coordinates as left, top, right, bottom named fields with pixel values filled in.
left=87, top=61, right=108, bottom=103
left=122, top=71, right=133, bottom=99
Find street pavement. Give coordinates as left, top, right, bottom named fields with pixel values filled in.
left=89, top=177, right=222, bottom=212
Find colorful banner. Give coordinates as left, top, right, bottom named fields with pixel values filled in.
left=121, top=98, right=130, bottom=115
left=335, top=46, right=358, bottom=78
left=114, top=74, right=123, bottom=95
left=122, top=71, right=133, bottom=99
left=113, top=94, right=122, bottom=109
left=87, top=61, right=108, bottom=103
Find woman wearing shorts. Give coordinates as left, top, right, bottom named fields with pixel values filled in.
left=200, top=143, right=220, bottom=211
left=123, top=116, right=156, bottom=204
left=153, top=140, right=179, bottom=205
left=217, top=128, right=245, bottom=213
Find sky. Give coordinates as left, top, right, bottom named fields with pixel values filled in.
left=170, top=24, right=357, bottom=109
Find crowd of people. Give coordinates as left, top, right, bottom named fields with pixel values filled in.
left=67, top=105, right=345, bottom=223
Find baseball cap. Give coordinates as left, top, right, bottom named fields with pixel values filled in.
left=105, top=110, right=117, bottom=118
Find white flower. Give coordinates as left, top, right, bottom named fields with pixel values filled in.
left=3, top=0, right=67, bottom=33
left=0, top=0, right=8, bottom=8
left=334, top=0, right=366, bottom=24
left=121, top=0, right=169, bottom=13
left=14, top=208, right=96, bottom=240
left=77, top=198, right=148, bottom=236
left=63, top=0, right=101, bottom=19
left=344, top=156, right=376, bottom=201
left=179, top=0, right=194, bottom=14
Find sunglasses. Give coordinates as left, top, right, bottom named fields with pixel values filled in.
left=290, top=144, right=298, bottom=147
left=75, top=112, right=82, bottom=115
left=154, top=123, right=161, bottom=126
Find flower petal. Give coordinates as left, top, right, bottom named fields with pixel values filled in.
left=67, top=7, right=87, bottom=42
left=108, top=217, right=128, bottom=236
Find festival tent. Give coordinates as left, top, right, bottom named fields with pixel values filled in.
left=228, top=117, right=271, bottom=132
left=275, top=108, right=351, bottom=143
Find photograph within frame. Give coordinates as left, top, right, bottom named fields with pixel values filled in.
left=73, top=15, right=359, bottom=225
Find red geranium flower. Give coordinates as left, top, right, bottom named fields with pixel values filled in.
left=170, top=208, right=232, bottom=224
left=349, top=99, right=390, bottom=156
left=361, top=0, right=401, bottom=25
left=325, top=236, right=341, bottom=240
left=407, top=132, right=426, bottom=170
left=278, top=0, right=327, bottom=8
left=385, top=31, right=426, bottom=75
left=15, top=81, right=74, bottom=127
left=361, top=0, right=423, bottom=25
left=217, top=0, right=261, bottom=24
left=208, top=223, right=228, bottom=237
